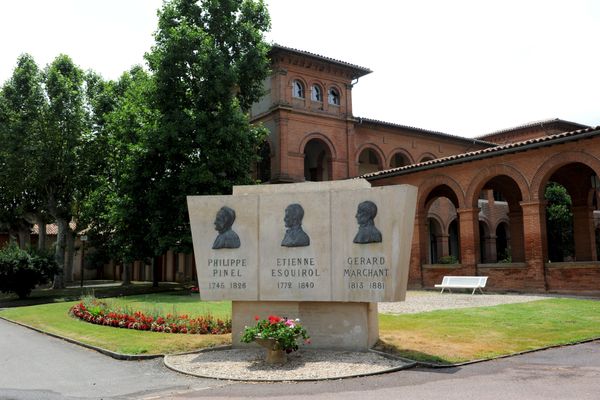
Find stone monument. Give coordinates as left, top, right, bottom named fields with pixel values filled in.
left=187, top=179, right=417, bottom=350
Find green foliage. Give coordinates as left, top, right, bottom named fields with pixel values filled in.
left=142, top=0, right=271, bottom=254
left=498, top=248, right=512, bottom=263
left=0, top=245, right=59, bottom=299
left=79, top=67, right=158, bottom=264
left=438, top=255, right=458, bottom=264
left=545, top=182, right=574, bottom=261
left=241, top=315, right=310, bottom=353
left=1, top=1, right=273, bottom=280
left=0, top=54, right=47, bottom=238
left=0, top=53, right=102, bottom=287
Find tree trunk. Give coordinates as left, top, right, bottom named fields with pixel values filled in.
left=52, top=218, right=68, bottom=289
left=17, top=225, right=30, bottom=249
left=152, top=257, right=159, bottom=288
left=36, top=214, right=47, bottom=250
left=65, top=228, right=75, bottom=284
left=122, top=261, right=132, bottom=286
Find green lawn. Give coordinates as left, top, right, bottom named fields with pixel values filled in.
left=0, top=292, right=231, bottom=355
left=0, top=281, right=188, bottom=308
left=2, top=294, right=599, bottom=363
left=377, top=298, right=600, bottom=364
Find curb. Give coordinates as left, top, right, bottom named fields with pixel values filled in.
left=415, top=336, right=600, bottom=369
left=0, top=315, right=163, bottom=361
left=3, top=313, right=599, bottom=377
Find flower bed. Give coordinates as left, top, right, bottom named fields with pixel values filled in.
left=69, top=297, right=231, bottom=334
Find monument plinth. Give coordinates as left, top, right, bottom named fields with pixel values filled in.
left=187, top=179, right=417, bottom=350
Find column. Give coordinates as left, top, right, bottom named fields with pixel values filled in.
left=409, top=211, right=427, bottom=287
left=439, top=234, right=450, bottom=258
left=273, top=115, right=293, bottom=182
left=484, top=235, right=497, bottom=263
left=457, top=208, right=480, bottom=275
left=166, top=250, right=174, bottom=281
left=177, top=253, right=187, bottom=282
left=572, top=205, right=597, bottom=261
left=520, top=201, right=548, bottom=290
left=508, top=210, right=525, bottom=262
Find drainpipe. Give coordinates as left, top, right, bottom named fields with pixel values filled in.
left=346, top=76, right=361, bottom=178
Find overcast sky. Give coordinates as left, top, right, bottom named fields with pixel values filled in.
left=1, top=0, right=598, bottom=137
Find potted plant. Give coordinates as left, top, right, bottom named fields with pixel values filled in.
left=241, top=315, right=310, bottom=364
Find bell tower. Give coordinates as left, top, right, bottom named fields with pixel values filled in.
left=250, top=45, right=371, bottom=183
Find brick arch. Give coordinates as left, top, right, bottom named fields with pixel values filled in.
left=289, top=76, right=308, bottom=88
left=387, top=148, right=415, bottom=168
left=478, top=216, right=491, bottom=234
left=327, top=83, right=343, bottom=97
left=494, top=217, right=510, bottom=232
left=465, top=164, right=531, bottom=208
left=355, top=143, right=386, bottom=168
left=417, top=174, right=466, bottom=211
left=530, top=151, right=600, bottom=201
left=308, top=79, right=325, bottom=88
left=289, top=76, right=308, bottom=99
left=299, top=132, right=338, bottom=160
left=427, top=213, right=445, bottom=233
left=307, top=80, right=325, bottom=100
left=418, top=152, right=437, bottom=162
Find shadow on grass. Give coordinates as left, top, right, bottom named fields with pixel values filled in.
left=373, top=340, right=454, bottom=366
left=0, top=281, right=191, bottom=308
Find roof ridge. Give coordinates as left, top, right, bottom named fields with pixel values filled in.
left=356, top=117, right=495, bottom=146
left=476, top=118, right=590, bottom=139
left=270, top=43, right=372, bottom=76
left=363, top=125, right=600, bottom=180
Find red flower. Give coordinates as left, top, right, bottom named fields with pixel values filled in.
left=268, top=315, right=282, bottom=324
left=254, top=315, right=260, bottom=321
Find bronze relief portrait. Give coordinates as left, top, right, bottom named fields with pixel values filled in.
left=353, top=200, right=382, bottom=244
left=281, top=203, right=310, bottom=247
left=212, top=206, right=241, bottom=249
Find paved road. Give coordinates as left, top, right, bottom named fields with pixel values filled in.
left=2, top=317, right=600, bottom=399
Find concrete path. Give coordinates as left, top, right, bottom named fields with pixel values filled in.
left=0, top=318, right=213, bottom=399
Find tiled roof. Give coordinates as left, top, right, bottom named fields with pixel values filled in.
left=476, top=118, right=590, bottom=139
left=32, top=221, right=77, bottom=235
left=356, top=117, right=496, bottom=147
left=364, top=126, right=600, bottom=181
left=270, top=44, right=372, bottom=77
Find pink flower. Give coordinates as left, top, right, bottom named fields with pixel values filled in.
left=284, top=320, right=295, bottom=328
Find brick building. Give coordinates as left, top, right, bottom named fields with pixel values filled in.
left=249, top=45, right=600, bottom=293
left=93, top=45, right=598, bottom=293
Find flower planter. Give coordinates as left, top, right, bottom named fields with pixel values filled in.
left=254, top=337, right=287, bottom=364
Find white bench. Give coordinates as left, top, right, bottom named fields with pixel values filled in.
left=434, top=276, right=488, bottom=294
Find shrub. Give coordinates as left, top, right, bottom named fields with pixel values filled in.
left=0, top=245, right=59, bottom=299
left=438, top=255, right=458, bottom=264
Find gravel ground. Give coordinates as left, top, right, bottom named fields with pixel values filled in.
left=165, top=291, right=568, bottom=381
left=165, top=349, right=412, bottom=381
left=378, top=290, right=559, bottom=314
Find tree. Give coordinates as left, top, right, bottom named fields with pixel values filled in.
left=40, top=55, right=92, bottom=288
left=0, top=54, right=47, bottom=249
left=80, top=66, right=159, bottom=285
left=545, top=182, right=574, bottom=262
left=142, top=0, right=271, bottom=256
